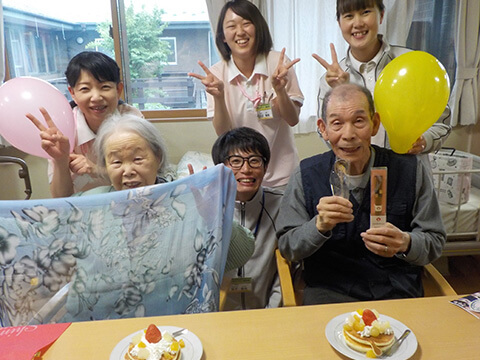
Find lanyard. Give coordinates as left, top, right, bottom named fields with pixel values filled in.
left=253, top=191, right=265, bottom=237
left=237, top=191, right=265, bottom=279
left=236, top=77, right=262, bottom=108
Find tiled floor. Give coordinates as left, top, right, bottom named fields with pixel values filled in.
left=442, top=255, right=480, bottom=295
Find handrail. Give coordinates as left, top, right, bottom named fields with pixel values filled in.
left=0, top=156, right=32, bottom=199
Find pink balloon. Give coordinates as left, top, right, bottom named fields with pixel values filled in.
left=0, top=77, right=76, bottom=159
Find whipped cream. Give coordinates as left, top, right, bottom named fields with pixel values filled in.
left=130, top=331, right=177, bottom=360
left=359, top=325, right=393, bottom=337
left=345, top=309, right=393, bottom=338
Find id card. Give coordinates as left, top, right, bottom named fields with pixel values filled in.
left=229, top=277, right=253, bottom=293
left=256, top=103, right=273, bottom=120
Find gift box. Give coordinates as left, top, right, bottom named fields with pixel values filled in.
left=429, top=149, right=473, bottom=205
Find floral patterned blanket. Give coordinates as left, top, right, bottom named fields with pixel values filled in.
left=0, top=165, right=236, bottom=327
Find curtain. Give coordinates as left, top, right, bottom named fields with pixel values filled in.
left=266, top=0, right=345, bottom=133
left=449, top=0, right=480, bottom=126
left=381, top=0, right=416, bottom=46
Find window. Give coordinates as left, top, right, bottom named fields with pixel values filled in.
left=3, top=0, right=113, bottom=100
left=160, top=37, right=177, bottom=65
left=115, top=1, right=213, bottom=112
left=406, top=0, right=456, bottom=86
left=2, top=0, right=213, bottom=117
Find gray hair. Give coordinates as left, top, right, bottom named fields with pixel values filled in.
left=321, top=83, right=375, bottom=121
left=94, top=113, right=168, bottom=176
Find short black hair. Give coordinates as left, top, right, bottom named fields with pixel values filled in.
left=65, top=51, right=121, bottom=87
left=212, top=127, right=270, bottom=167
left=215, top=0, right=273, bottom=61
left=321, top=83, right=375, bottom=121
left=336, top=0, right=385, bottom=20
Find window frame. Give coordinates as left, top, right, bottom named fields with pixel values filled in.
left=159, top=37, right=178, bottom=65
left=109, top=0, right=207, bottom=121
left=1, top=0, right=208, bottom=121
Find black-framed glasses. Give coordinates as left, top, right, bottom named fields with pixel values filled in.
left=225, top=155, right=265, bottom=169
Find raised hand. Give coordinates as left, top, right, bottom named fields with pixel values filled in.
left=313, top=43, right=349, bottom=87
left=26, top=107, right=70, bottom=161
left=187, top=163, right=207, bottom=175
left=315, top=195, right=354, bottom=233
left=188, top=61, right=224, bottom=98
left=361, top=222, right=411, bottom=257
left=271, top=48, right=300, bottom=92
left=407, top=135, right=427, bottom=154
left=69, top=153, right=96, bottom=176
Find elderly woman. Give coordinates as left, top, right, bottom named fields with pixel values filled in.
left=74, top=114, right=254, bottom=272
left=73, top=113, right=169, bottom=194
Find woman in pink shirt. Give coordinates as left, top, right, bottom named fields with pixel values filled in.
left=190, top=0, right=304, bottom=189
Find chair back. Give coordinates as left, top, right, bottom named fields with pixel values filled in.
left=423, top=263, right=457, bottom=296
left=0, top=165, right=236, bottom=327
left=275, top=251, right=456, bottom=305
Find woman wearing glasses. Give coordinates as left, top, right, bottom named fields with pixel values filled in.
left=212, top=127, right=283, bottom=310
left=190, top=0, right=303, bottom=189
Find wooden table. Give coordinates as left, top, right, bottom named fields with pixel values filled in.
left=44, top=295, right=478, bottom=359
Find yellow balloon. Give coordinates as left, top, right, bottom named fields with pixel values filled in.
left=374, top=51, right=450, bottom=154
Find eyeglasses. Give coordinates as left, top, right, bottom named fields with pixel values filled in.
left=225, top=155, right=265, bottom=169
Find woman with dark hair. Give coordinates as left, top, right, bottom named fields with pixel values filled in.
left=27, top=51, right=142, bottom=198
left=313, top=0, right=450, bottom=154
left=190, top=0, right=304, bottom=190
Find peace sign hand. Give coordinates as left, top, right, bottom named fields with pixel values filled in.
left=313, top=43, right=349, bottom=87
left=26, top=107, right=71, bottom=162
left=188, top=61, right=225, bottom=98
left=271, top=48, right=300, bottom=92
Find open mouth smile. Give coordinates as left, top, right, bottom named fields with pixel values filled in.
left=237, top=178, right=256, bottom=184
left=352, top=31, right=368, bottom=38
left=123, top=181, right=142, bottom=188
left=91, top=105, right=107, bottom=112
left=339, top=146, right=360, bottom=154
left=235, top=39, right=249, bottom=46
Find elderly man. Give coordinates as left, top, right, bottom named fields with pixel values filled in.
left=277, top=83, right=446, bottom=305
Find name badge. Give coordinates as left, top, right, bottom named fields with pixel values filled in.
left=256, top=103, right=273, bottom=120
left=229, top=277, right=253, bottom=293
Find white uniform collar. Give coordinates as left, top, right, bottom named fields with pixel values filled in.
left=349, top=39, right=386, bottom=74
left=74, top=106, right=96, bottom=146
left=227, top=54, right=268, bottom=83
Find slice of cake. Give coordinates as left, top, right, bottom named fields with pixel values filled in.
left=342, top=308, right=395, bottom=358
left=124, top=324, right=184, bottom=360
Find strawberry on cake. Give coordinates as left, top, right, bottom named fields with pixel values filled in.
left=343, top=309, right=395, bottom=358
left=124, top=324, right=185, bottom=360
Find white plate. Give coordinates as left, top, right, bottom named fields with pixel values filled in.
left=325, top=313, right=417, bottom=360
left=110, top=325, right=203, bottom=360
left=469, top=299, right=480, bottom=312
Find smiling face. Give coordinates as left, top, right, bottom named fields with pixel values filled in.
left=222, top=8, right=257, bottom=61
left=338, top=6, right=384, bottom=62
left=104, top=131, right=161, bottom=191
left=69, top=69, right=123, bottom=133
left=225, top=149, right=266, bottom=202
left=318, top=87, right=380, bottom=175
